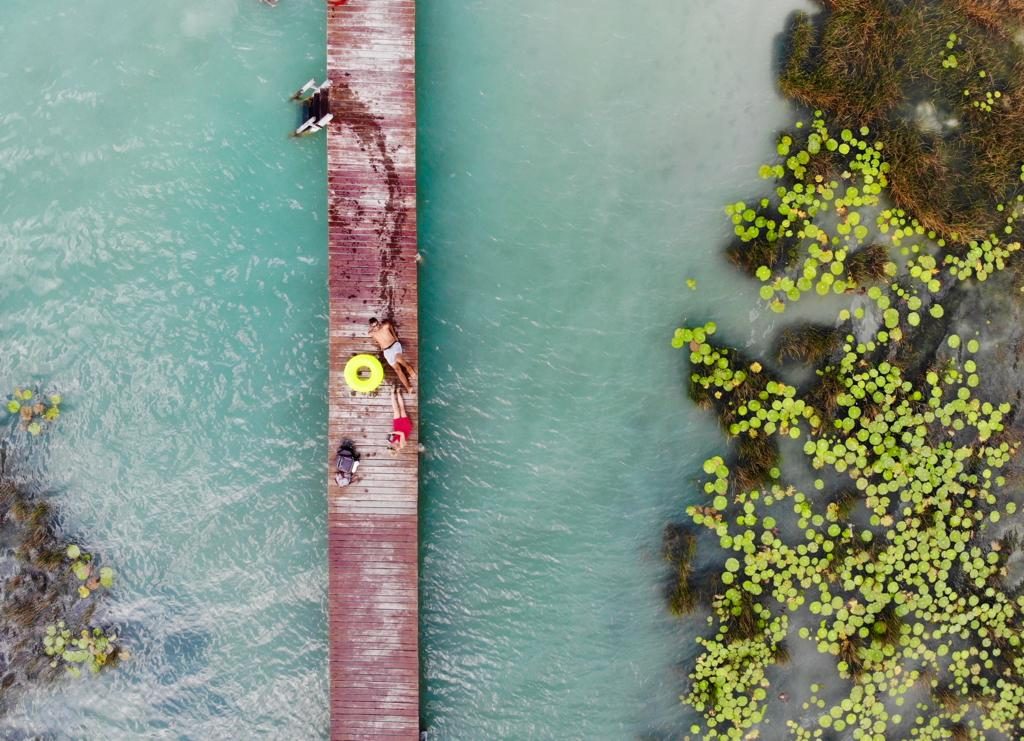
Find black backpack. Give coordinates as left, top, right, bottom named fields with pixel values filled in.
left=335, top=440, right=360, bottom=476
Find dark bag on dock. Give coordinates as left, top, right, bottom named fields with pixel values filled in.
left=335, top=439, right=360, bottom=486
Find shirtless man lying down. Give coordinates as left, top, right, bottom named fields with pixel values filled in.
left=368, top=317, right=416, bottom=392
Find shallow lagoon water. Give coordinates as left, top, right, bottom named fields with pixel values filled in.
left=1, top=0, right=329, bottom=736
left=418, top=0, right=814, bottom=737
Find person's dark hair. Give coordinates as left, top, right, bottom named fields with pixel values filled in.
left=369, top=317, right=379, bottom=327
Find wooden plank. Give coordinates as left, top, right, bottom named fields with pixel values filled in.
left=326, top=0, right=419, bottom=738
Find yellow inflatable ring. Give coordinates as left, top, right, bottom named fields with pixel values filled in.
left=344, top=354, right=384, bottom=393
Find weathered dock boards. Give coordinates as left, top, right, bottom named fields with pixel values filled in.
left=326, top=0, right=419, bottom=738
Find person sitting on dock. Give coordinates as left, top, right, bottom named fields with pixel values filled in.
left=368, top=317, right=416, bottom=392
left=334, top=439, right=360, bottom=487
left=387, top=385, right=413, bottom=454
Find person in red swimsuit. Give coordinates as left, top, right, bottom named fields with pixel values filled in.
left=388, top=385, right=413, bottom=453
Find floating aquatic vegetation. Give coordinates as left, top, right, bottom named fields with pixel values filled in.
left=42, top=621, right=124, bottom=678
left=735, top=110, right=1023, bottom=321
left=674, top=322, right=1024, bottom=737
left=780, top=0, right=1024, bottom=241
left=5, top=388, right=61, bottom=436
left=0, top=427, right=126, bottom=712
left=667, top=3, right=1024, bottom=737
left=0, top=481, right=125, bottom=691
left=729, top=114, right=893, bottom=313
left=65, top=543, right=116, bottom=600
left=672, top=105, right=1024, bottom=741
left=673, top=206, right=1024, bottom=736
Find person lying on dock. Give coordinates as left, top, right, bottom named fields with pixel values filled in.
left=368, top=317, right=416, bottom=392
left=387, top=385, right=413, bottom=454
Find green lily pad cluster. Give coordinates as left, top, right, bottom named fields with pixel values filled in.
left=876, top=208, right=944, bottom=249
left=670, top=2, right=1024, bottom=739
left=946, top=41, right=1003, bottom=115
left=0, top=393, right=129, bottom=691
left=733, top=110, right=1021, bottom=324
left=941, top=33, right=959, bottom=69
left=5, top=388, right=61, bottom=436
left=680, top=323, right=819, bottom=441
left=43, top=621, right=124, bottom=678
left=964, top=68, right=1000, bottom=113
left=671, top=322, right=748, bottom=394
left=672, top=136, right=1024, bottom=737
left=944, top=235, right=1021, bottom=283
left=686, top=613, right=789, bottom=734
left=676, top=323, right=1024, bottom=738
left=891, top=196, right=1022, bottom=285
left=65, top=544, right=115, bottom=600
left=731, top=113, right=892, bottom=313
left=969, top=88, right=999, bottom=113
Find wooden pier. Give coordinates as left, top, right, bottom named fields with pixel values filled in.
left=326, top=0, right=419, bottom=738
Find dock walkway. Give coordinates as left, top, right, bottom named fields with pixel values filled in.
left=326, top=0, right=419, bottom=738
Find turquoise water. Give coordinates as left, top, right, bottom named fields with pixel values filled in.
left=0, top=0, right=329, bottom=736
left=418, top=0, right=812, bottom=737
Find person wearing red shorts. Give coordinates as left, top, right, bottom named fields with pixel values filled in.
left=388, top=385, right=413, bottom=453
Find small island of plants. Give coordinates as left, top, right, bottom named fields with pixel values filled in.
left=0, top=387, right=126, bottom=716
